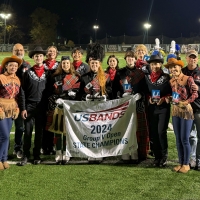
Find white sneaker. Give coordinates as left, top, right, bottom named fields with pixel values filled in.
left=62, top=151, right=70, bottom=164
left=55, top=150, right=62, bottom=164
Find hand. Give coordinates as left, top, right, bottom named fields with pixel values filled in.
left=21, top=110, right=27, bottom=120
left=191, top=83, right=198, bottom=91
left=165, top=96, right=172, bottom=104
left=149, top=98, right=155, bottom=104
left=157, top=98, right=165, bottom=105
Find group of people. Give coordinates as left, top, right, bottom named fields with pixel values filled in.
left=0, top=42, right=199, bottom=174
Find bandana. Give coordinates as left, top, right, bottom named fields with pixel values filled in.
left=33, top=65, right=45, bottom=78
left=108, top=68, right=116, bottom=81
left=73, top=61, right=82, bottom=70
left=135, top=59, right=146, bottom=69
left=45, top=59, right=56, bottom=70
left=150, top=71, right=162, bottom=83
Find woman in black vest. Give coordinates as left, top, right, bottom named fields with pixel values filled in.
left=142, top=53, right=172, bottom=167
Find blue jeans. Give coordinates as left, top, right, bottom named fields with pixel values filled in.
left=14, top=114, right=24, bottom=151
left=193, top=110, right=200, bottom=166
left=172, top=116, right=193, bottom=165
left=0, top=118, right=13, bottom=162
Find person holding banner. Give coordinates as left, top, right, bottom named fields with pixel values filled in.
left=105, top=55, right=123, bottom=99
left=118, top=49, right=149, bottom=163
left=78, top=43, right=111, bottom=163
left=164, top=58, right=198, bottom=173
left=47, top=56, right=80, bottom=164
left=142, top=53, right=172, bottom=167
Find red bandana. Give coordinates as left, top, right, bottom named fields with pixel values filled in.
left=108, top=68, right=116, bottom=81
left=33, top=65, right=45, bottom=78
left=73, top=61, right=82, bottom=70
left=45, top=59, right=56, bottom=70
left=150, top=71, right=162, bottom=83
left=135, top=59, right=145, bottom=69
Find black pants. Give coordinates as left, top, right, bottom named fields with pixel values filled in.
left=42, top=130, right=54, bottom=152
left=23, top=102, right=46, bottom=158
left=148, top=104, right=170, bottom=160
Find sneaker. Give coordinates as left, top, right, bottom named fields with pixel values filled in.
left=17, top=156, right=28, bottom=166
left=153, top=159, right=160, bottom=167
left=189, top=159, right=196, bottom=168
left=33, top=156, right=42, bottom=165
left=13, top=150, right=23, bottom=159
left=160, top=158, right=167, bottom=167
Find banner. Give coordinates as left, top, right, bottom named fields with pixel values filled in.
left=57, top=94, right=140, bottom=158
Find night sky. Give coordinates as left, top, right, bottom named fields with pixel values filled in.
left=2, top=0, right=200, bottom=43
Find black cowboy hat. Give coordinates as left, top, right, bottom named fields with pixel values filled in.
left=147, top=54, right=164, bottom=64
left=28, top=46, right=47, bottom=58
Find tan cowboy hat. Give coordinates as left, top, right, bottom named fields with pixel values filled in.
left=1, top=55, right=23, bottom=68
left=164, top=58, right=184, bottom=68
left=28, top=46, right=47, bottom=58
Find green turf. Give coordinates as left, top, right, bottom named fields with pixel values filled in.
left=1, top=133, right=200, bottom=199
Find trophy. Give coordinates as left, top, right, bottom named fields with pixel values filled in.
left=151, top=90, right=160, bottom=103
left=172, top=92, right=180, bottom=105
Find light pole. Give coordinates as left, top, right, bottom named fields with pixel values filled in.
left=93, top=25, right=99, bottom=42
left=144, top=23, right=151, bottom=44
left=0, top=13, right=11, bottom=51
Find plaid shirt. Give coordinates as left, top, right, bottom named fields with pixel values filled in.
left=0, top=73, right=20, bottom=99
left=170, top=75, right=198, bottom=103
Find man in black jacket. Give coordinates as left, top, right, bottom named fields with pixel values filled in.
left=10, top=44, right=31, bottom=159
left=182, top=50, right=200, bottom=169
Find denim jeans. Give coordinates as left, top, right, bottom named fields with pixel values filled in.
left=193, top=110, right=200, bottom=166
left=172, top=116, right=193, bottom=165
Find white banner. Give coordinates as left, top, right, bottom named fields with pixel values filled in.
left=57, top=94, right=140, bottom=158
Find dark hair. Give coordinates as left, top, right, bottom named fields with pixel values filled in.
left=106, top=55, right=119, bottom=71
left=53, top=61, right=80, bottom=77
left=71, top=47, right=84, bottom=55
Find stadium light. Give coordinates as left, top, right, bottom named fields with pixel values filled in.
left=144, top=23, right=151, bottom=44
left=93, top=25, right=99, bottom=42
left=0, top=13, right=11, bottom=51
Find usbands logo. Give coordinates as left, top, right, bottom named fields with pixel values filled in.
left=74, top=101, right=129, bottom=122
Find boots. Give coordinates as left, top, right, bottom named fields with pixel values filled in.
left=0, top=162, right=4, bottom=171
left=62, top=151, right=70, bottom=165
left=55, top=150, right=62, bottom=164
left=3, top=162, right=10, bottom=169
left=173, top=165, right=182, bottom=172
left=179, top=165, right=190, bottom=173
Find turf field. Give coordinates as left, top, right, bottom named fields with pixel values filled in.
left=0, top=52, right=199, bottom=199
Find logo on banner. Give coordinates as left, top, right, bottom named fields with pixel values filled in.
left=74, top=101, right=130, bottom=122
left=172, top=92, right=180, bottom=104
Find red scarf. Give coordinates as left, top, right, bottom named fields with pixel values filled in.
left=73, top=61, right=82, bottom=70
left=33, top=65, right=45, bottom=78
left=135, top=59, right=145, bottom=69
left=108, top=68, right=116, bottom=81
left=150, top=71, right=162, bottom=83
left=45, top=59, right=56, bottom=70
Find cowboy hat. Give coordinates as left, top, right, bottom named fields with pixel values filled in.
left=164, top=58, right=184, bottom=68
left=28, top=46, right=47, bottom=58
left=1, top=55, right=23, bottom=68
left=147, top=54, right=164, bottom=64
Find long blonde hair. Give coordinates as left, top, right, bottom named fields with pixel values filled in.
left=97, top=63, right=107, bottom=95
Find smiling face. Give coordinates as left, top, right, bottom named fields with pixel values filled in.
left=90, top=60, right=100, bottom=73
left=136, top=48, right=147, bottom=60
left=12, top=44, right=24, bottom=59
left=33, top=54, right=44, bottom=66
left=150, top=62, right=162, bottom=72
left=61, top=59, right=71, bottom=73
left=126, top=56, right=135, bottom=68
left=168, top=64, right=182, bottom=77
left=47, top=47, right=57, bottom=60
left=186, top=54, right=198, bottom=69
left=72, top=50, right=83, bottom=62
left=5, top=62, right=19, bottom=75
left=108, top=58, right=118, bottom=70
